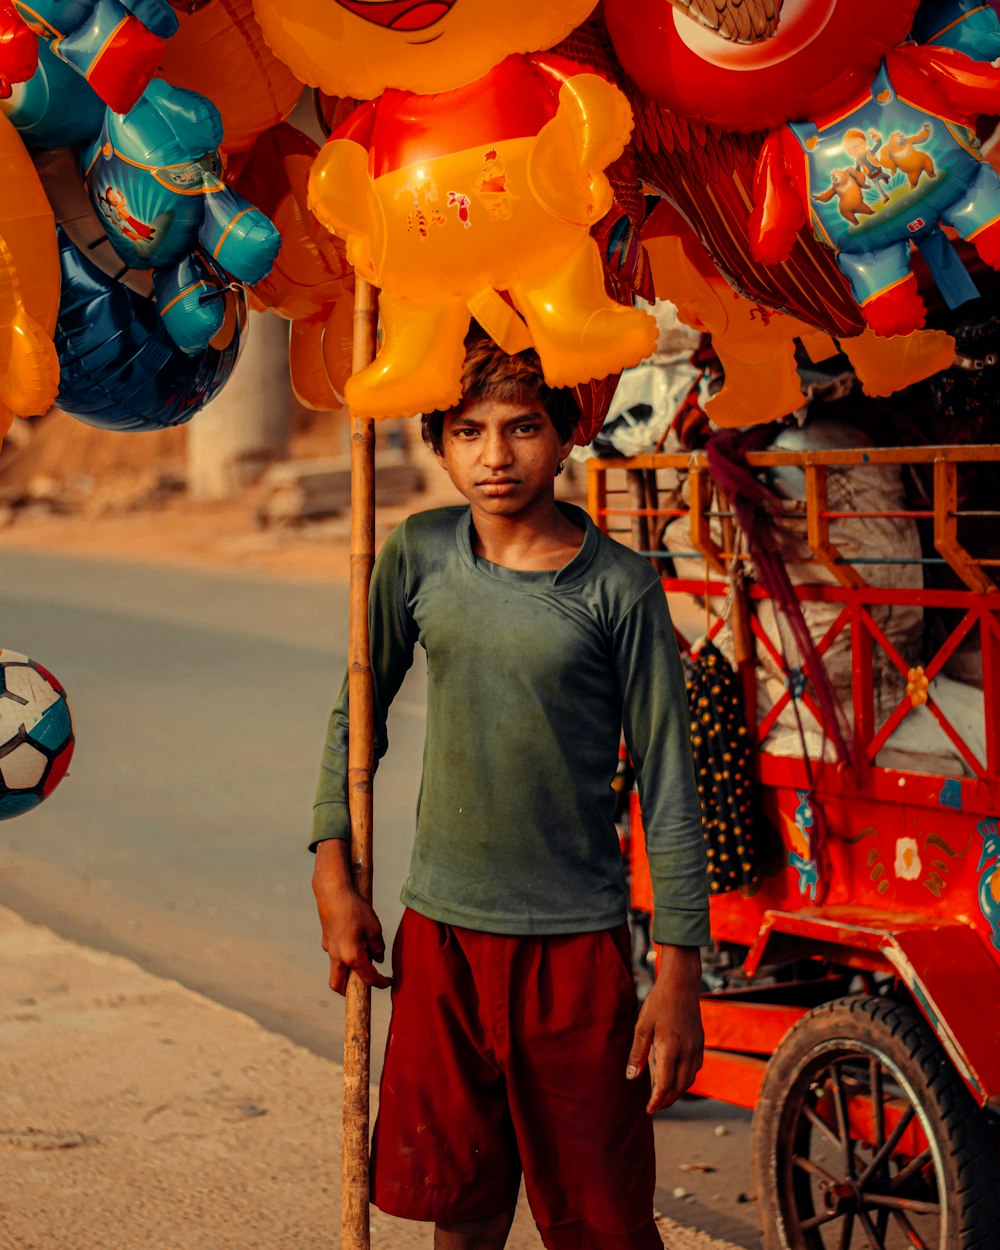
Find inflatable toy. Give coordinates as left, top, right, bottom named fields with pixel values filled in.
left=82, top=80, right=281, bottom=354
left=258, top=2, right=655, bottom=418
left=1, top=35, right=105, bottom=147
left=53, top=223, right=246, bottom=430
left=12, top=0, right=177, bottom=113
left=604, top=0, right=918, bottom=133
left=231, top=122, right=353, bottom=408
left=912, top=0, right=1000, bottom=61
left=36, top=145, right=245, bottom=429
left=308, top=59, right=655, bottom=415
left=0, top=648, right=74, bottom=820
left=0, top=111, right=58, bottom=448
left=157, top=0, right=302, bottom=156
left=253, top=0, right=598, bottom=98
left=309, top=56, right=657, bottom=418
left=749, top=46, right=1000, bottom=335
left=0, top=0, right=36, bottom=94
left=644, top=199, right=955, bottom=426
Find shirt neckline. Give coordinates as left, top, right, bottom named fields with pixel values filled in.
left=457, top=502, right=600, bottom=588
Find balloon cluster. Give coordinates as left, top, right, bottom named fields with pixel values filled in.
left=3, top=0, right=1000, bottom=444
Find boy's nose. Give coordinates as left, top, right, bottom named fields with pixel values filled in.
left=481, top=433, right=512, bottom=467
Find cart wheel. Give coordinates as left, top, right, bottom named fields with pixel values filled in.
left=752, top=995, right=1000, bottom=1250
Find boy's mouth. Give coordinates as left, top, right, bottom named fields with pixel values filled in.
left=332, top=0, right=456, bottom=31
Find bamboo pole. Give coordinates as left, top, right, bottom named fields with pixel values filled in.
left=343, top=277, right=379, bottom=1250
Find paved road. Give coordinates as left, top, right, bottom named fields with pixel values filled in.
left=0, top=549, right=760, bottom=1248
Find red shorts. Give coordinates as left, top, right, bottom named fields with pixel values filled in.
left=370, top=909, right=662, bottom=1250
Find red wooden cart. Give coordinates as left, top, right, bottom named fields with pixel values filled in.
left=588, top=444, right=1000, bottom=1250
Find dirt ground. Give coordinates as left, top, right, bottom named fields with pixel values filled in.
left=0, top=904, right=747, bottom=1250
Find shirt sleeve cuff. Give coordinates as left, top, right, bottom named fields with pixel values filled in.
left=651, top=908, right=711, bottom=948
left=309, top=800, right=350, bottom=851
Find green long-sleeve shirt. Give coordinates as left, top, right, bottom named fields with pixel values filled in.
left=311, top=503, right=709, bottom=947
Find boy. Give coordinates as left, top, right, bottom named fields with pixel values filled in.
left=310, top=333, right=709, bottom=1250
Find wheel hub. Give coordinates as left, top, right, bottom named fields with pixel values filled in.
left=822, top=1178, right=862, bottom=1216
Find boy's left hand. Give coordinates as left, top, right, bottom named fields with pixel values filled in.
left=626, top=944, right=704, bottom=1114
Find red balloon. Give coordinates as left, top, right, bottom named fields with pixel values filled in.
left=604, top=0, right=919, bottom=132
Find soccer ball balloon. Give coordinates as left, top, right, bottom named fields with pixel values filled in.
left=0, top=650, right=74, bottom=819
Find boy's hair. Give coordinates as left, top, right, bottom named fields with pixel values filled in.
left=421, top=330, right=580, bottom=454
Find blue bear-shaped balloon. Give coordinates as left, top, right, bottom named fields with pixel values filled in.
left=0, top=36, right=105, bottom=148
left=13, top=0, right=177, bottom=113
left=82, top=80, right=282, bottom=355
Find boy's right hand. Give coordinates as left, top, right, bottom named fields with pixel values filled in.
left=312, top=838, right=392, bottom=995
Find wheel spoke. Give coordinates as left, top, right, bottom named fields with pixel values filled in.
left=803, top=1102, right=844, bottom=1153
left=864, top=1193, right=941, bottom=1216
left=856, top=1104, right=916, bottom=1189
left=891, top=1209, right=930, bottom=1250
left=793, top=1153, right=842, bottom=1186
left=800, top=1209, right=844, bottom=1232
left=889, top=1147, right=933, bottom=1191
left=838, top=1211, right=855, bottom=1250
left=857, top=1208, right=884, bottom=1250
left=829, top=1061, right=857, bottom=1179
left=874, top=1208, right=890, bottom=1244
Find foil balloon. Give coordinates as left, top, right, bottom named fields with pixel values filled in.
left=157, top=0, right=302, bottom=156
left=252, top=0, right=599, bottom=98
left=53, top=224, right=246, bottom=430
left=82, top=79, right=281, bottom=355
left=231, top=121, right=353, bottom=409
left=0, top=111, right=59, bottom=448
left=604, top=0, right=919, bottom=134
left=644, top=199, right=955, bottom=427
left=12, top=0, right=177, bottom=113
left=309, top=53, right=657, bottom=419
left=912, top=0, right=1000, bottom=61
left=1, top=35, right=105, bottom=147
left=749, top=46, right=1000, bottom=336
left=0, top=0, right=36, bottom=94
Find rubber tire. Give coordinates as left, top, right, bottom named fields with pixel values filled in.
left=752, top=995, right=1000, bottom=1250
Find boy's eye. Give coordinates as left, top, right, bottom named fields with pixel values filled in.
left=514, top=423, right=541, bottom=434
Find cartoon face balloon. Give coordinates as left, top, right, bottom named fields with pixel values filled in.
left=252, top=0, right=599, bottom=97
left=605, top=0, right=920, bottom=132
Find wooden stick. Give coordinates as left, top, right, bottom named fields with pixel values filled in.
left=343, top=276, right=379, bottom=1250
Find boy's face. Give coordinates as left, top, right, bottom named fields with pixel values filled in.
left=434, top=398, right=575, bottom=520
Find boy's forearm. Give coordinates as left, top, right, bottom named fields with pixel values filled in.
left=312, top=836, right=355, bottom=894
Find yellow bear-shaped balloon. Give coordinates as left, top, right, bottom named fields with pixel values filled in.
left=0, top=112, right=59, bottom=450
left=255, top=0, right=657, bottom=418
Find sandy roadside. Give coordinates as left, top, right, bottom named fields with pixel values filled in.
left=0, top=906, right=743, bottom=1250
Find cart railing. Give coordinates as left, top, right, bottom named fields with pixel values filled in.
left=587, top=445, right=1000, bottom=799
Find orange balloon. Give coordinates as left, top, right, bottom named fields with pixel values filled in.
left=232, top=123, right=351, bottom=320
left=253, top=0, right=598, bottom=98
left=158, top=0, right=303, bottom=155
left=645, top=198, right=956, bottom=427
left=0, top=112, right=59, bottom=444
